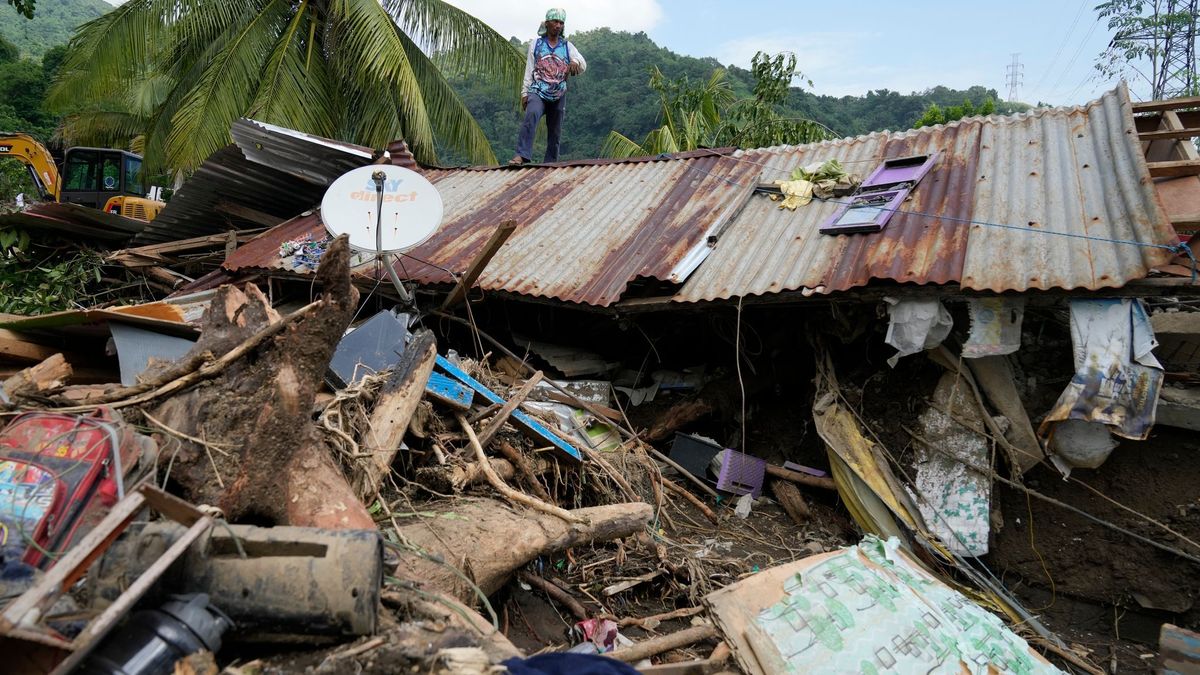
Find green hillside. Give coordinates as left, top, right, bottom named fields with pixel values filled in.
left=0, top=0, right=108, bottom=59
left=443, top=29, right=1025, bottom=164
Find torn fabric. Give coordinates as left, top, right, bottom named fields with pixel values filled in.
left=1041, top=299, right=1163, bottom=451
left=884, top=298, right=953, bottom=367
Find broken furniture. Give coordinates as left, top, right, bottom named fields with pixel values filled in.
left=0, top=484, right=215, bottom=675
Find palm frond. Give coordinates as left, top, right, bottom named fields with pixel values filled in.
left=46, top=0, right=161, bottom=109
left=166, top=0, right=291, bottom=170
left=394, top=27, right=496, bottom=165
left=382, top=0, right=522, bottom=87
left=600, top=131, right=649, bottom=159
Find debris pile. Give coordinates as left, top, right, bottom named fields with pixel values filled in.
left=1, top=90, right=1200, bottom=673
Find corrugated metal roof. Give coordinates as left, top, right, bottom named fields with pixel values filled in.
left=134, top=144, right=326, bottom=244
left=675, top=83, right=1177, bottom=302
left=0, top=202, right=149, bottom=242
left=392, top=151, right=761, bottom=306
left=230, top=119, right=375, bottom=185
left=213, top=84, right=1185, bottom=306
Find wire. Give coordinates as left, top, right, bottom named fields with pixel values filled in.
left=735, top=297, right=746, bottom=453
left=1031, top=0, right=1092, bottom=99
left=669, top=149, right=1199, bottom=282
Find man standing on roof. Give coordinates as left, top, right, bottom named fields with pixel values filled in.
left=509, top=8, right=586, bottom=166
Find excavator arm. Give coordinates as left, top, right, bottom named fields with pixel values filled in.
left=0, top=133, right=60, bottom=201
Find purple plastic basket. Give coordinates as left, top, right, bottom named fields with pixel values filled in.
left=716, top=450, right=766, bottom=498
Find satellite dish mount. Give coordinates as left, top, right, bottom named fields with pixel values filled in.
left=321, top=164, right=445, bottom=306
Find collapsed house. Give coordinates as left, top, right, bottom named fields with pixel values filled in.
left=0, top=83, right=1199, bottom=674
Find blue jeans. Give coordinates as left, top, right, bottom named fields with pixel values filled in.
left=516, top=93, right=565, bottom=163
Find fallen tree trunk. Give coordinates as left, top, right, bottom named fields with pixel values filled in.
left=354, top=331, right=436, bottom=500
left=145, top=236, right=373, bottom=529
left=770, top=479, right=811, bottom=525
left=2, top=353, right=71, bottom=407
left=392, top=497, right=652, bottom=603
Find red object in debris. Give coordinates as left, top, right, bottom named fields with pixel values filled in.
left=0, top=409, right=137, bottom=568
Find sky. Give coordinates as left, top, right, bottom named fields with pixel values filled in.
left=441, top=0, right=1127, bottom=105
left=99, top=0, right=1132, bottom=105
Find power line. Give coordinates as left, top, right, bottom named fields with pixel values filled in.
left=1030, top=0, right=1092, bottom=98
left=1046, top=11, right=1103, bottom=102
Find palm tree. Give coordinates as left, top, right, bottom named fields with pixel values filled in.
left=47, top=0, right=522, bottom=172
left=602, top=52, right=836, bottom=159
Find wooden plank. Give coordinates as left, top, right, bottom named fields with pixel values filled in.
left=425, top=371, right=473, bottom=410
left=476, top=370, right=543, bottom=448
left=435, top=355, right=581, bottom=461
left=1139, top=127, right=1200, bottom=142
left=442, top=219, right=516, bottom=309
left=1148, top=160, right=1200, bottom=178
left=55, top=515, right=214, bottom=674
left=0, top=491, right=147, bottom=631
left=1132, top=95, right=1200, bottom=113
left=0, top=329, right=62, bottom=363
left=1160, top=623, right=1200, bottom=675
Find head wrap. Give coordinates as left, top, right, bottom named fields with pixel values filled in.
left=545, top=8, right=566, bottom=22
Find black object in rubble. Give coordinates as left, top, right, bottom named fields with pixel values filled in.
left=80, top=593, right=232, bottom=675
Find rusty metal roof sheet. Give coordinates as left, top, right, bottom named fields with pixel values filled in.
left=0, top=202, right=149, bottom=242
left=135, top=144, right=328, bottom=244
left=215, top=85, right=1183, bottom=306
left=392, top=152, right=760, bottom=306
left=674, top=83, right=1178, bottom=302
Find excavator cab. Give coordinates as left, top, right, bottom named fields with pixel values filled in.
left=60, top=147, right=145, bottom=208
left=59, top=147, right=164, bottom=222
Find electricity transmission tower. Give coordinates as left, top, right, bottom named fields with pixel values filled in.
left=1154, top=0, right=1198, bottom=98
left=1006, top=53, right=1024, bottom=102
left=1109, top=0, right=1198, bottom=98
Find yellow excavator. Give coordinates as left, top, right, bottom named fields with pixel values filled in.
left=0, top=133, right=165, bottom=222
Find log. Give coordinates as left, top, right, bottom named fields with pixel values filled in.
left=355, top=331, right=437, bottom=499
left=769, top=479, right=811, bottom=525
left=662, top=478, right=718, bottom=524
left=606, top=625, right=718, bottom=663
left=518, top=572, right=588, bottom=620
left=477, top=371, right=543, bottom=448
left=764, top=465, right=837, bottom=491
left=146, top=236, right=373, bottom=529
left=1, top=353, right=71, bottom=405
left=392, top=497, right=652, bottom=603
left=497, top=440, right=552, bottom=502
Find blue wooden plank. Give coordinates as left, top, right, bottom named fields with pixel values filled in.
left=435, top=355, right=582, bottom=462
left=425, top=371, right=473, bottom=411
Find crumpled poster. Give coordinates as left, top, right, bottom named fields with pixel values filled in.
left=711, top=536, right=1063, bottom=675
left=1040, top=299, right=1163, bottom=447
left=912, top=372, right=997, bottom=557
left=962, top=297, right=1024, bottom=358
left=884, top=298, right=953, bottom=367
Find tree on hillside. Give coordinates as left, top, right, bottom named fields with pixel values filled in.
left=602, top=52, right=835, bottom=158
left=47, top=0, right=523, bottom=172
left=912, top=97, right=997, bottom=129
left=1096, top=0, right=1199, bottom=98
left=6, top=0, right=33, bottom=19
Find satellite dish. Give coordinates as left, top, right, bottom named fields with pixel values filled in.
left=320, top=165, right=444, bottom=252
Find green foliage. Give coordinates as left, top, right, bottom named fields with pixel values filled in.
left=0, top=231, right=105, bottom=315
left=912, top=97, right=997, bottom=129
left=6, top=0, right=34, bottom=20
left=0, top=0, right=109, bottom=59
left=49, top=0, right=523, bottom=171
left=443, top=29, right=1030, bottom=163
left=1095, top=0, right=1199, bottom=98
left=602, top=51, right=836, bottom=157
